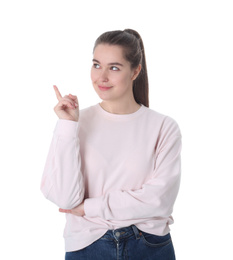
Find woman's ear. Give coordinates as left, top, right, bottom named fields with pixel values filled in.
left=131, top=64, right=142, bottom=81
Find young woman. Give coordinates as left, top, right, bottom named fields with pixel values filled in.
left=41, top=29, right=181, bottom=260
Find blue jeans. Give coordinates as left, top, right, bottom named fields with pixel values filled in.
left=65, top=225, right=176, bottom=260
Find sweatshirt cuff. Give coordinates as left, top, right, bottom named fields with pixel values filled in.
left=54, top=119, right=79, bottom=138
left=84, top=197, right=103, bottom=218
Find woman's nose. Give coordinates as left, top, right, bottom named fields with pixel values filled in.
left=99, top=69, right=109, bottom=82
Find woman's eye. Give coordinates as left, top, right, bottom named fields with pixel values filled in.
left=93, top=63, right=100, bottom=69
left=111, top=66, right=119, bottom=71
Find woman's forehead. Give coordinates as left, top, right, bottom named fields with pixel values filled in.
left=93, top=44, right=127, bottom=63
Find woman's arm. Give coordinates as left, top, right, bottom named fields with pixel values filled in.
left=41, top=119, right=85, bottom=209
left=83, top=121, right=181, bottom=221
left=40, top=86, right=84, bottom=209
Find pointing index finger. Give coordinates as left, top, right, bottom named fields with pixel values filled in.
left=53, top=85, right=62, bottom=101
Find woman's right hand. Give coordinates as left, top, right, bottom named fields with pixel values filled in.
left=53, top=85, right=79, bottom=122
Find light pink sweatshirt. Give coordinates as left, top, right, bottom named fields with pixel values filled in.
left=41, top=104, right=182, bottom=252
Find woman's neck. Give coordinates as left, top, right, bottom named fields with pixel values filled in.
left=100, top=100, right=141, bottom=115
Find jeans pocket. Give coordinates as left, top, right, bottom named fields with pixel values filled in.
left=140, top=231, right=172, bottom=248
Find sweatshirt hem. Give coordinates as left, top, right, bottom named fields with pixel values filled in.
left=64, top=230, right=107, bottom=252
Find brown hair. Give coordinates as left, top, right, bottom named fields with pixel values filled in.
left=93, top=29, right=149, bottom=107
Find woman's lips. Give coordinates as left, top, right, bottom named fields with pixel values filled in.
left=98, top=85, right=113, bottom=91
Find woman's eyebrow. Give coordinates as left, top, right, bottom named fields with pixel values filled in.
left=92, top=59, right=123, bottom=67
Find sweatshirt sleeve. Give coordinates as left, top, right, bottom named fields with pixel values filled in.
left=40, top=119, right=85, bottom=209
left=84, top=118, right=181, bottom=221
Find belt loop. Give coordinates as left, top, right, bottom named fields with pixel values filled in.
left=132, top=225, right=141, bottom=240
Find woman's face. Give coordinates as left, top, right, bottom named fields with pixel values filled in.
left=91, top=44, right=140, bottom=104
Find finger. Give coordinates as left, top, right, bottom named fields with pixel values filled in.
left=53, top=85, right=62, bottom=101
left=55, top=99, right=76, bottom=109
left=63, top=96, right=78, bottom=108
left=59, top=208, right=72, bottom=213
left=68, top=93, right=77, bottom=100
left=69, top=94, right=79, bottom=105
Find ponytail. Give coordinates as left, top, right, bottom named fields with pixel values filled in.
left=94, top=29, right=149, bottom=107
left=123, top=29, right=149, bottom=107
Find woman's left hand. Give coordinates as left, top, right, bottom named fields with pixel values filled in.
left=59, top=202, right=85, bottom=216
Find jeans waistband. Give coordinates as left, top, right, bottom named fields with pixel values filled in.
left=101, top=225, right=141, bottom=242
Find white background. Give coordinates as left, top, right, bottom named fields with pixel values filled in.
left=0, top=0, right=232, bottom=259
